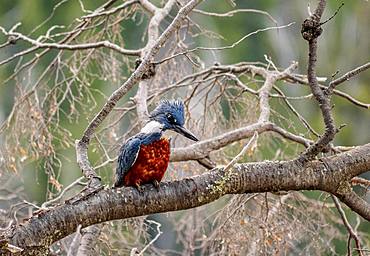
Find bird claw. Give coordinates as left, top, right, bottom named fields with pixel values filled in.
left=135, top=183, right=144, bottom=194
left=152, top=180, right=160, bottom=191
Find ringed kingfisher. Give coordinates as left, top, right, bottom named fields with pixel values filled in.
left=114, top=99, right=198, bottom=190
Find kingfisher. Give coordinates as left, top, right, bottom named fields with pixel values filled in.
left=114, top=99, right=198, bottom=190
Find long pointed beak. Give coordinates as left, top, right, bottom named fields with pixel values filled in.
left=173, top=125, right=199, bottom=141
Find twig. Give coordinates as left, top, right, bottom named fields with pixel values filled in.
left=81, top=0, right=139, bottom=19
left=335, top=191, right=370, bottom=224
left=320, top=3, right=344, bottom=26
left=351, top=177, right=370, bottom=189
left=0, top=27, right=141, bottom=56
left=272, top=85, right=320, bottom=137
left=286, top=74, right=370, bottom=109
left=154, top=23, right=294, bottom=65
left=327, top=62, right=370, bottom=93
left=192, top=8, right=277, bottom=25
left=223, top=131, right=258, bottom=173
left=331, top=195, right=364, bottom=256
left=41, top=177, right=85, bottom=208
left=137, top=220, right=162, bottom=255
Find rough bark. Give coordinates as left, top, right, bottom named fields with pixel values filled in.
left=2, top=143, right=370, bottom=255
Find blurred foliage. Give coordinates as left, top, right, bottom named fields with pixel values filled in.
left=0, top=0, right=369, bottom=255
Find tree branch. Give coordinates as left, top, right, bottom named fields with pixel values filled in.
left=299, top=0, right=337, bottom=162
left=134, top=0, right=177, bottom=127
left=335, top=191, right=370, bottom=224
left=3, top=143, right=370, bottom=254
left=81, top=0, right=139, bottom=19
left=327, top=62, right=370, bottom=94
left=0, top=27, right=142, bottom=57
left=331, top=195, right=364, bottom=256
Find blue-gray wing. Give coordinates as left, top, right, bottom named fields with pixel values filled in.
left=114, top=137, right=141, bottom=187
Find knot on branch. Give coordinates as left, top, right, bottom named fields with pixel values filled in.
left=336, top=180, right=352, bottom=196
left=301, top=18, right=323, bottom=41
left=135, top=59, right=156, bottom=80
left=8, top=35, right=18, bottom=45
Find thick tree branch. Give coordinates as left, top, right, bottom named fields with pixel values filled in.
left=2, top=143, right=370, bottom=254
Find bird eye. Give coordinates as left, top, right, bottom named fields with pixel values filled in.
left=166, top=113, right=176, bottom=124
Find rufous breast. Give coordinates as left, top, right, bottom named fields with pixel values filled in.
left=123, top=138, right=170, bottom=187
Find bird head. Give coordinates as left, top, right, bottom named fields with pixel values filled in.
left=149, top=99, right=199, bottom=141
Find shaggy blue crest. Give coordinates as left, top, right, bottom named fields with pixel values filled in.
left=149, top=99, right=185, bottom=128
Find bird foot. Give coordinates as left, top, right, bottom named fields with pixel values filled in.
left=152, top=180, right=160, bottom=191
left=135, top=183, right=144, bottom=194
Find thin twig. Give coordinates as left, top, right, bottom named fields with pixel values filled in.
left=41, top=177, right=85, bottom=208
left=331, top=195, right=364, bottom=256
left=327, top=62, right=370, bottom=93
left=193, top=8, right=277, bottom=25
left=137, top=220, right=163, bottom=255
left=0, top=27, right=141, bottom=56
left=154, top=23, right=294, bottom=65
left=223, top=131, right=258, bottom=173
left=81, top=0, right=139, bottom=19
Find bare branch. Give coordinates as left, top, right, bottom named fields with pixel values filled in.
left=81, top=0, right=139, bottom=19
left=76, top=225, right=101, bottom=256
left=0, top=27, right=141, bottom=57
left=351, top=177, right=370, bottom=188
left=135, top=0, right=177, bottom=127
left=331, top=195, right=364, bottom=256
left=139, top=0, right=159, bottom=14
left=192, top=8, right=277, bottom=25
left=335, top=191, right=370, bottom=223
left=154, top=23, right=294, bottom=65
left=67, top=225, right=82, bottom=256
left=299, top=0, right=336, bottom=162
left=327, top=62, right=370, bottom=93
left=3, top=143, right=370, bottom=254
left=223, top=131, right=258, bottom=173
left=171, top=122, right=310, bottom=162
left=258, top=62, right=298, bottom=123
left=137, top=220, right=162, bottom=255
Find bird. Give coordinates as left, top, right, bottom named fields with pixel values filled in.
left=114, top=99, right=198, bottom=190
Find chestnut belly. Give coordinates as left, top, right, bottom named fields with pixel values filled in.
left=124, top=138, right=170, bottom=187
